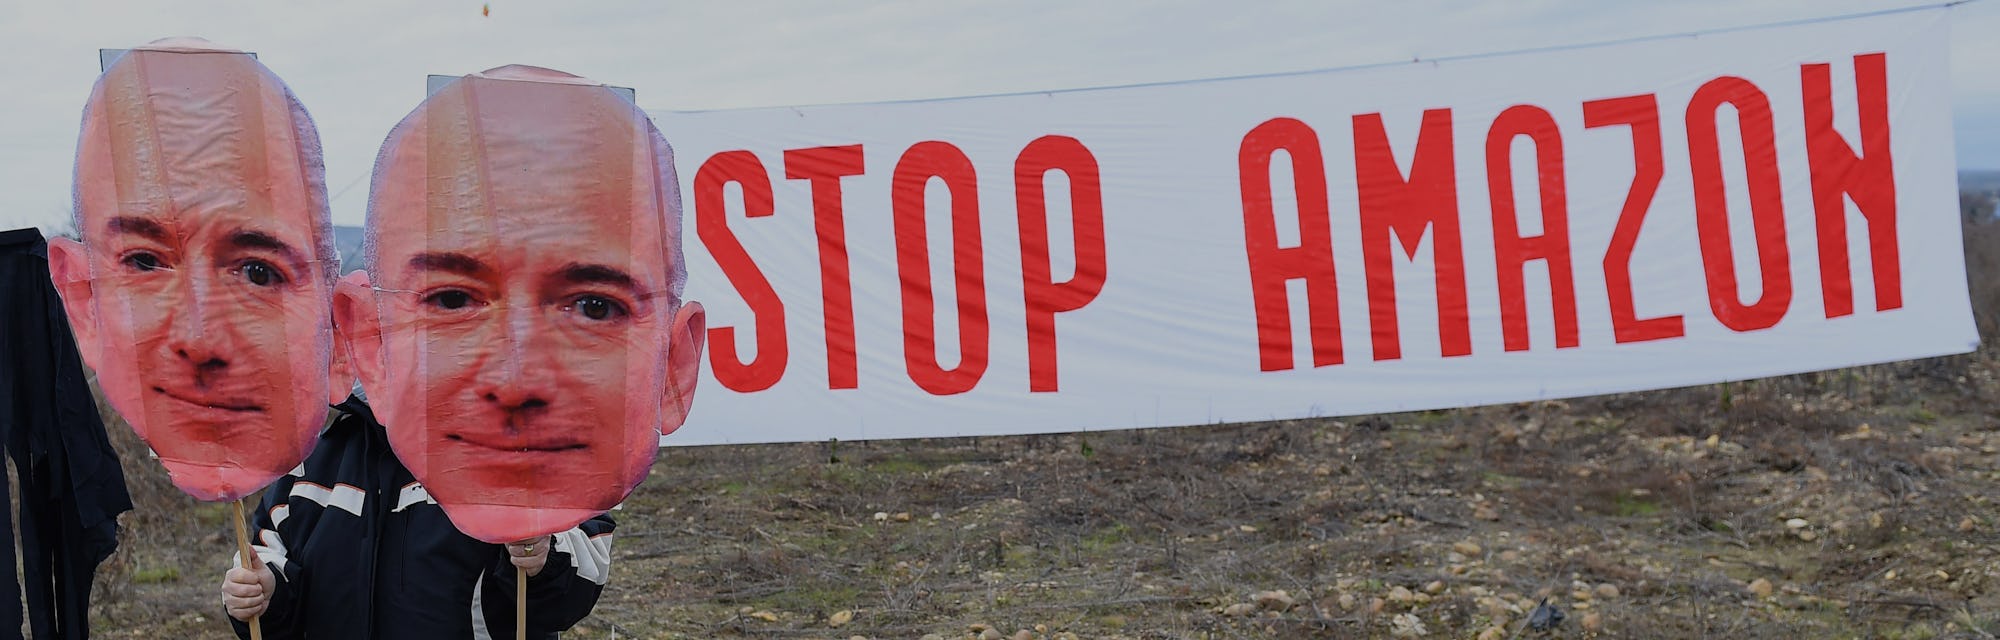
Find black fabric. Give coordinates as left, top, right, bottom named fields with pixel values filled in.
left=0, top=227, right=135, bottom=640
left=230, top=395, right=611, bottom=639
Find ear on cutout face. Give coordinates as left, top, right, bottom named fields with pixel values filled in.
left=45, top=237, right=104, bottom=370
left=659, top=301, right=706, bottom=436
left=330, top=270, right=383, bottom=400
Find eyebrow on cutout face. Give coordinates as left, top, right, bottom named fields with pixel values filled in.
left=407, top=252, right=496, bottom=279
left=103, top=216, right=169, bottom=242
left=555, top=263, right=640, bottom=294
left=228, top=230, right=311, bottom=276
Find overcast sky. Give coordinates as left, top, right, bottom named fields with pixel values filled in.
left=1, top=0, right=1993, bottom=234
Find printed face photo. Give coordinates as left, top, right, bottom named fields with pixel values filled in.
left=48, top=41, right=341, bottom=502
left=338, top=66, right=703, bottom=542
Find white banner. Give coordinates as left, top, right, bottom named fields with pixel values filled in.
left=653, top=7, right=1972, bottom=446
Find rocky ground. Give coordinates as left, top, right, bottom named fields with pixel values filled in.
left=81, top=208, right=2000, bottom=639
left=85, top=347, right=2000, bottom=639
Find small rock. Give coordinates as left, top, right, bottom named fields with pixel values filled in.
left=1747, top=578, right=1774, bottom=598
left=1498, top=550, right=1522, bottom=563
left=828, top=609, right=854, bottom=628
left=1389, top=613, right=1428, bottom=637
left=1011, top=631, right=1035, bottom=640
left=748, top=610, right=778, bottom=622
left=1526, top=598, right=1565, bottom=631
left=1223, top=602, right=1259, bottom=617
left=969, top=623, right=991, bottom=633
left=1474, top=504, right=1500, bottom=521
left=1785, top=518, right=1809, bottom=529
left=894, top=512, right=913, bottom=522
left=1594, top=583, right=1620, bottom=599
left=1337, top=593, right=1357, bottom=610
left=1254, top=589, right=1295, bottom=611
left=1367, top=597, right=1387, bottom=614
left=1423, top=580, right=1446, bottom=595
left=978, top=629, right=1003, bottom=640
left=873, top=512, right=889, bottom=521
left=1388, top=586, right=1417, bottom=603
left=1959, top=516, right=1978, bottom=533
left=1453, top=540, right=1483, bottom=556
left=1581, top=611, right=1603, bottom=633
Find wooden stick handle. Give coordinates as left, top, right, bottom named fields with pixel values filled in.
left=517, top=564, right=527, bottom=640
left=232, top=498, right=263, bottom=640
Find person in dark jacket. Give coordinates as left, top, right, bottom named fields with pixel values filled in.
left=217, top=393, right=612, bottom=638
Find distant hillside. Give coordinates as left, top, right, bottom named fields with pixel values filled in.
left=1964, top=169, right=2000, bottom=192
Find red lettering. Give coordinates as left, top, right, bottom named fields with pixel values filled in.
left=1583, top=94, right=1684, bottom=343
left=1239, top=118, right=1342, bottom=371
left=1804, top=52, right=1900, bottom=317
left=694, top=150, right=787, bottom=392
left=1687, top=76, right=1792, bottom=332
left=892, top=141, right=989, bottom=395
left=1352, top=109, right=1471, bottom=360
left=1015, top=136, right=1106, bottom=392
left=784, top=145, right=867, bottom=390
left=1486, top=105, right=1579, bottom=352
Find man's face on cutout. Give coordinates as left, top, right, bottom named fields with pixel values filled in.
left=344, top=69, right=701, bottom=542
left=49, top=46, right=337, bottom=502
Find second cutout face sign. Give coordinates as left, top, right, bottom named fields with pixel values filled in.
left=49, top=38, right=344, bottom=502
left=337, top=66, right=706, bottom=543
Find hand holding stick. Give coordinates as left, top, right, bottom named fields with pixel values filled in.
left=504, top=536, right=552, bottom=640
left=229, top=499, right=264, bottom=640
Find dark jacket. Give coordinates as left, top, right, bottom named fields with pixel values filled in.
left=230, top=395, right=612, bottom=639
left=1, top=227, right=134, bottom=640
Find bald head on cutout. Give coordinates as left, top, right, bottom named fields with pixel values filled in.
left=48, top=38, right=344, bottom=502
left=336, top=66, right=704, bottom=542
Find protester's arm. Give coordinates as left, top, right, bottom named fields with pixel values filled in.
left=481, top=512, right=616, bottom=635
left=225, top=473, right=310, bottom=639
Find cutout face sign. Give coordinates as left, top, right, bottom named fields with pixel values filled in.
left=48, top=39, right=343, bottom=502
left=336, top=66, right=705, bottom=542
